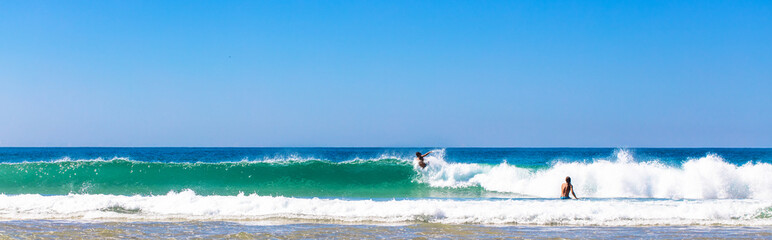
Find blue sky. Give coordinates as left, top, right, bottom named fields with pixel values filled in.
left=1, top=1, right=770, bottom=147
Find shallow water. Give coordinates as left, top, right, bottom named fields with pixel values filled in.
left=1, top=221, right=771, bottom=239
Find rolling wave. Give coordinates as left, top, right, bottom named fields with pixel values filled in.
left=1, top=149, right=771, bottom=199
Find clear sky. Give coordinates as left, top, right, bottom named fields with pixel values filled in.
left=1, top=1, right=770, bottom=147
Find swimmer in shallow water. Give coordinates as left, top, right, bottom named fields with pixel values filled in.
left=415, top=151, right=432, bottom=169
left=561, top=176, right=579, bottom=199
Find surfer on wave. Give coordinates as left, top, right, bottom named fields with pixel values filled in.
left=415, top=151, right=432, bottom=169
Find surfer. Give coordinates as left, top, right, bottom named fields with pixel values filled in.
left=561, top=176, right=579, bottom=199
left=415, top=151, right=432, bottom=169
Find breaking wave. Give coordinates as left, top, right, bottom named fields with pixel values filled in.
left=0, top=149, right=771, bottom=199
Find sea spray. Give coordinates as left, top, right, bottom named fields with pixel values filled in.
left=466, top=151, right=772, bottom=199
left=418, top=149, right=772, bottom=199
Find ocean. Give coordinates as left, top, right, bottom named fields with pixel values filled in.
left=1, top=147, right=771, bottom=238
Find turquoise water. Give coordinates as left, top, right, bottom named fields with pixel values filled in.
left=1, top=148, right=772, bottom=238
left=1, top=148, right=770, bottom=198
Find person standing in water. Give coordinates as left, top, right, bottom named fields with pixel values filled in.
left=415, top=151, right=432, bottom=169
left=561, top=176, right=579, bottom=199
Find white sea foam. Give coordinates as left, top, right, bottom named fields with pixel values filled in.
left=0, top=156, right=133, bottom=165
left=419, top=149, right=772, bottom=199
left=0, top=190, right=770, bottom=226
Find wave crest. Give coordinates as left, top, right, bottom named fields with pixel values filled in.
left=418, top=149, right=772, bottom=199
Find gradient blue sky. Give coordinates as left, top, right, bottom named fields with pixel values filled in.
left=1, top=1, right=770, bottom=147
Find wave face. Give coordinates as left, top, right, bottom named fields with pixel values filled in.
left=0, top=158, right=443, bottom=197
left=0, top=148, right=771, bottom=199
left=0, top=190, right=771, bottom=226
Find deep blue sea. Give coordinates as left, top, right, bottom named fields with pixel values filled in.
left=1, top=147, right=771, bottom=238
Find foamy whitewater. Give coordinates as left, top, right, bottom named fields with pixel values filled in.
left=421, top=150, right=772, bottom=199
left=1, top=190, right=771, bottom=226
left=0, top=148, right=771, bottom=226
